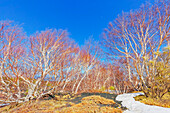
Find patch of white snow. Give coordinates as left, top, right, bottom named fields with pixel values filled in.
left=116, top=93, right=170, bottom=113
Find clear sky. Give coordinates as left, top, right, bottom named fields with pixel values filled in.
left=0, top=0, right=150, bottom=45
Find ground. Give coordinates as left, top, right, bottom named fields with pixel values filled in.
left=0, top=93, right=122, bottom=113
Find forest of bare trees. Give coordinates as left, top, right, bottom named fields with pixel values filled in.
left=0, top=0, right=169, bottom=104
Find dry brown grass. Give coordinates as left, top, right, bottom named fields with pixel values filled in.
left=134, top=92, right=170, bottom=108
left=0, top=100, right=72, bottom=113
left=82, top=95, right=116, bottom=105
left=0, top=95, right=122, bottom=113
left=60, top=105, right=122, bottom=113
left=60, top=95, right=121, bottom=113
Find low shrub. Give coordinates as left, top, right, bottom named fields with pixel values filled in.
left=134, top=93, right=170, bottom=108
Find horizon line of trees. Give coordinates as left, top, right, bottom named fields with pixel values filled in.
left=0, top=0, right=169, bottom=104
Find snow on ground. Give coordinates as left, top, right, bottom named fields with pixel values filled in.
left=116, top=93, right=170, bottom=113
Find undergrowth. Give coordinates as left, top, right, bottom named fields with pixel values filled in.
left=134, top=92, right=170, bottom=108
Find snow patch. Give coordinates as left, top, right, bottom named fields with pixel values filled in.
left=116, top=93, right=170, bottom=113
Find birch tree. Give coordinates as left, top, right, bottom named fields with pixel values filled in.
left=0, top=21, right=25, bottom=103
left=102, top=0, right=169, bottom=97
left=23, top=29, right=72, bottom=100
left=73, top=41, right=98, bottom=94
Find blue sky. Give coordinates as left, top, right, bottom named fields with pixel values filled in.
left=0, top=0, right=150, bottom=45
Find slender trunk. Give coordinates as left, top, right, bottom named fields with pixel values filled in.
left=62, top=79, right=69, bottom=91
left=72, top=75, right=79, bottom=93
left=103, top=77, right=110, bottom=88
left=75, top=74, right=87, bottom=94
